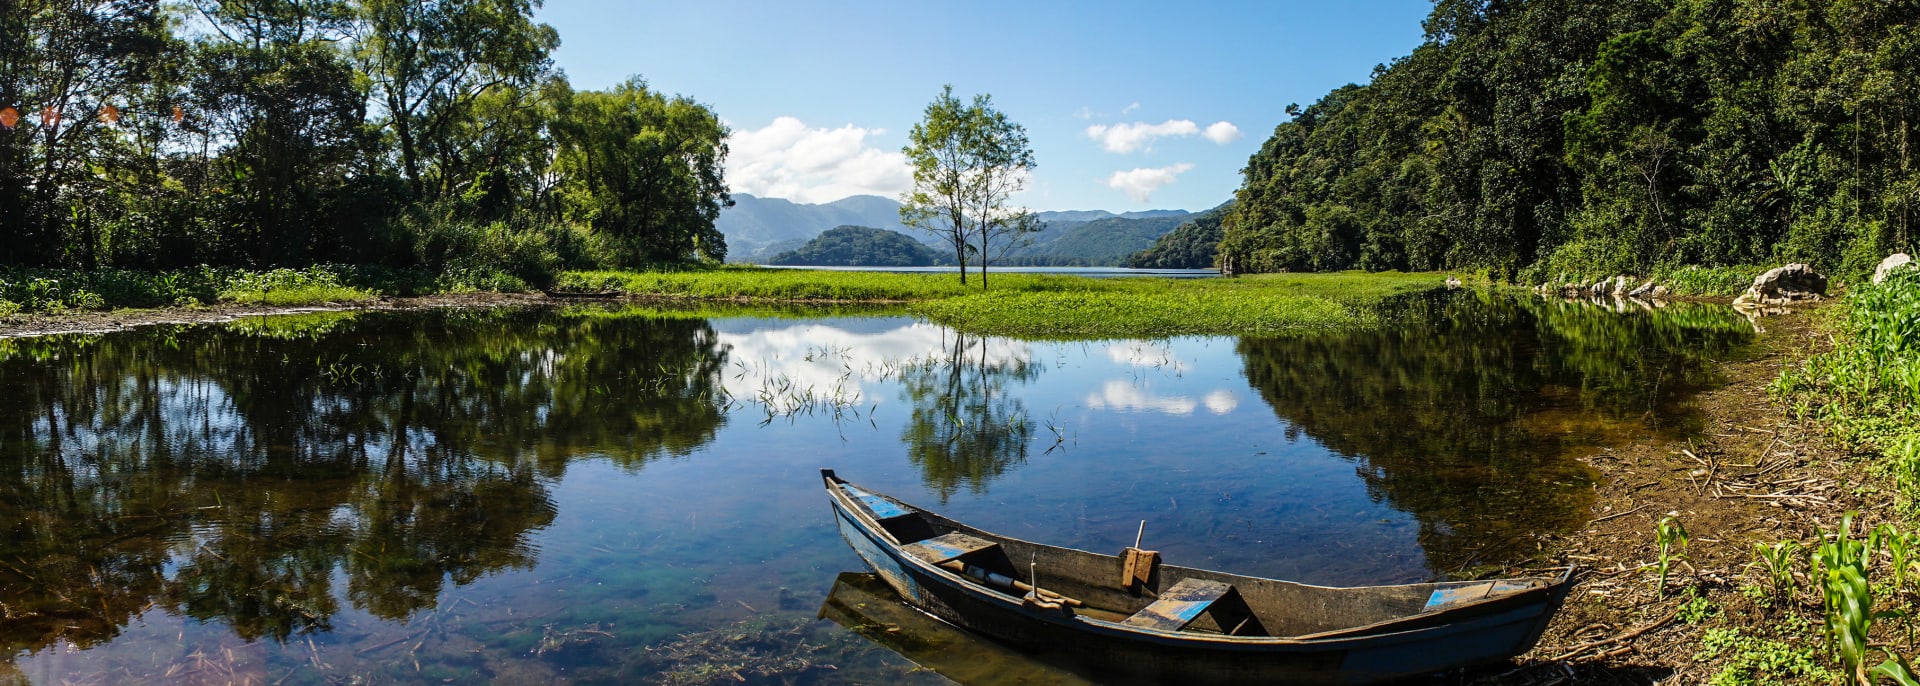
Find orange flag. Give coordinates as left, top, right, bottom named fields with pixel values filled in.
left=100, top=105, right=120, bottom=123
left=172, top=105, right=185, bottom=124
left=0, top=107, right=17, bottom=130
left=41, top=106, right=60, bottom=126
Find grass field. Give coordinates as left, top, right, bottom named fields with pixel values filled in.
left=555, top=267, right=1445, bottom=339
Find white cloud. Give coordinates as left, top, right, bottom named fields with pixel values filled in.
left=1106, top=163, right=1194, bottom=203
left=1084, top=119, right=1200, bottom=153
left=1202, top=390, right=1238, bottom=414
left=725, top=117, right=912, bottom=204
left=1203, top=121, right=1242, bottom=144
left=1086, top=381, right=1198, bottom=415
left=1120, top=101, right=1141, bottom=116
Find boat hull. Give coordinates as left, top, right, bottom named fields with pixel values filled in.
left=831, top=496, right=1568, bottom=685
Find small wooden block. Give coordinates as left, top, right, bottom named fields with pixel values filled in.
left=1122, top=578, right=1233, bottom=631
left=1120, top=547, right=1159, bottom=589
left=901, top=532, right=1000, bottom=565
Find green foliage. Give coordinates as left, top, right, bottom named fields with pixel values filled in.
left=554, top=268, right=1443, bottom=339
left=552, top=78, right=731, bottom=265
left=1751, top=539, right=1802, bottom=605
left=1813, top=512, right=1875, bottom=683
left=0, top=2, right=725, bottom=281
left=1696, top=625, right=1839, bottom=686
left=1656, top=516, right=1691, bottom=598
left=1680, top=590, right=1719, bottom=624
left=1127, top=204, right=1230, bottom=269
left=765, top=226, right=952, bottom=267
left=1773, top=270, right=1920, bottom=455
left=899, top=85, right=1038, bottom=287
left=1219, top=0, right=1918, bottom=280
left=217, top=268, right=376, bottom=306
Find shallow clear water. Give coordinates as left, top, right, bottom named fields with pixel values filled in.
left=0, top=292, right=1752, bottom=684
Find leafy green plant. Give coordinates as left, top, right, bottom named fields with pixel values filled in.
left=1696, top=624, right=1840, bottom=686
left=1751, top=539, right=1802, bottom=604
left=1656, top=516, right=1691, bottom=598
left=1814, top=512, right=1880, bottom=684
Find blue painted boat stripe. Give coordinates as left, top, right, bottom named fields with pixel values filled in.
left=842, top=484, right=910, bottom=519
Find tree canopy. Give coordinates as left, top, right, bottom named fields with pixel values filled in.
left=900, top=85, right=1037, bottom=288
left=0, top=0, right=727, bottom=279
left=1218, top=0, right=1920, bottom=282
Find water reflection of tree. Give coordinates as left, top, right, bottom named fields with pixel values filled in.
left=1236, top=291, right=1752, bottom=575
left=896, top=332, right=1040, bottom=501
left=0, top=308, right=730, bottom=653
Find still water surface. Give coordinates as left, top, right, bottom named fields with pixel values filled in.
left=0, top=292, right=1752, bottom=684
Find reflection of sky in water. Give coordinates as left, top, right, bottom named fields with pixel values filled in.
left=8, top=295, right=1751, bottom=684
left=696, top=316, right=1408, bottom=583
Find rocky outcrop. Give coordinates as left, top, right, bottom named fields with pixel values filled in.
left=1875, top=253, right=1914, bottom=285
left=1734, top=264, right=1827, bottom=306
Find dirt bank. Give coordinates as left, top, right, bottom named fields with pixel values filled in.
left=0, top=291, right=551, bottom=339
left=1477, top=303, right=1870, bottom=685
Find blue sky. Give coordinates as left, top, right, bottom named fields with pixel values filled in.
left=535, top=1, right=1433, bottom=213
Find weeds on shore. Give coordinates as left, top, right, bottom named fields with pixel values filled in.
left=1656, top=516, right=1691, bottom=598
left=0, top=264, right=534, bottom=314
left=1772, top=269, right=1920, bottom=459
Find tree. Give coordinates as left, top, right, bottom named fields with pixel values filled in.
left=900, top=85, right=1037, bottom=288
left=551, top=77, right=730, bottom=264
left=356, top=0, right=558, bottom=202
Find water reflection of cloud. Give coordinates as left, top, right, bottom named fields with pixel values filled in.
left=1086, top=381, right=1238, bottom=416
left=713, top=321, right=1031, bottom=405
left=1105, top=342, right=1190, bottom=374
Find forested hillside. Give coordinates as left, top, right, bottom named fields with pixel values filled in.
left=764, top=226, right=951, bottom=266
left=1126, top=203, right=1229, bottom=269
left=1219, top=0, right=1919, bottom=282
left=1001, top=214, right=1191, bottom=266
left=1, top=1, right=728, bottom=284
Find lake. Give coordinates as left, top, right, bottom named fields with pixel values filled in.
left=0, top=291, right=1753, bottom=684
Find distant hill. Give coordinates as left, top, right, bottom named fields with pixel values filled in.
left=765, top=226, right=953, bottom=267
left=718, top=194, right=911, bottom=261
left=721, top=193, right=1197, bottom=266
left=1126, top=202, right=1231, bottom=269
left=1002, top=214, right=1193, bottom=266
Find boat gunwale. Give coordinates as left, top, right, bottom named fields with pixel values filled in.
left=823, top=471, right=1574, bottom=648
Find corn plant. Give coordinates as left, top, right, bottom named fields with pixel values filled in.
left=1814, top=512, right=1882, bottom=684
left=1656, top=516, right=1690, bottom=598
left=1885, top=526, right=1917, bottom=596
left=1752, top=539, right=1802, bottom=604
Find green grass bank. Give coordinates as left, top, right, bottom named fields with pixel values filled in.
left=0, top=264, right=539, bottom=315
left=555, top=267, right=1445, bottom=339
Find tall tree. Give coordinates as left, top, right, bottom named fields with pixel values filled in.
left=356, top=0, right=557, bottom=202
left=900, top=85, right=1038, bottom=288
left=550, top=77, right=730, bottom=265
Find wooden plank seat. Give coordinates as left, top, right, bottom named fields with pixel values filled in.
left=901, top=532, right=1001, bottom=565
left=1123, top=578, right=1237, bottom=632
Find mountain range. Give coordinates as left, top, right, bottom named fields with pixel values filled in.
left=719, top=193, right=1201, bottom=266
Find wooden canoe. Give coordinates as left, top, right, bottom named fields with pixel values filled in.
left=822, top=469, right=1573, bottom=685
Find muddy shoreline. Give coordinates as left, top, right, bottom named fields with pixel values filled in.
left=0, top=292, right=552, bottom=339
left=1483, top=302, right=1862, bottom=684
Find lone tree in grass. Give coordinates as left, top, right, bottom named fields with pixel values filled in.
left=900, top=85, right=1038, bottom=289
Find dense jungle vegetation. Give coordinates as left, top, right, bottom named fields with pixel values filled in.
left=0, top=0, right=728, bottom=293
left=1218, top=0, right=1920, bottom=283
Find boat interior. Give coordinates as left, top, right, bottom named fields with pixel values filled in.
left=835, top=478, right=1553, bottom=640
